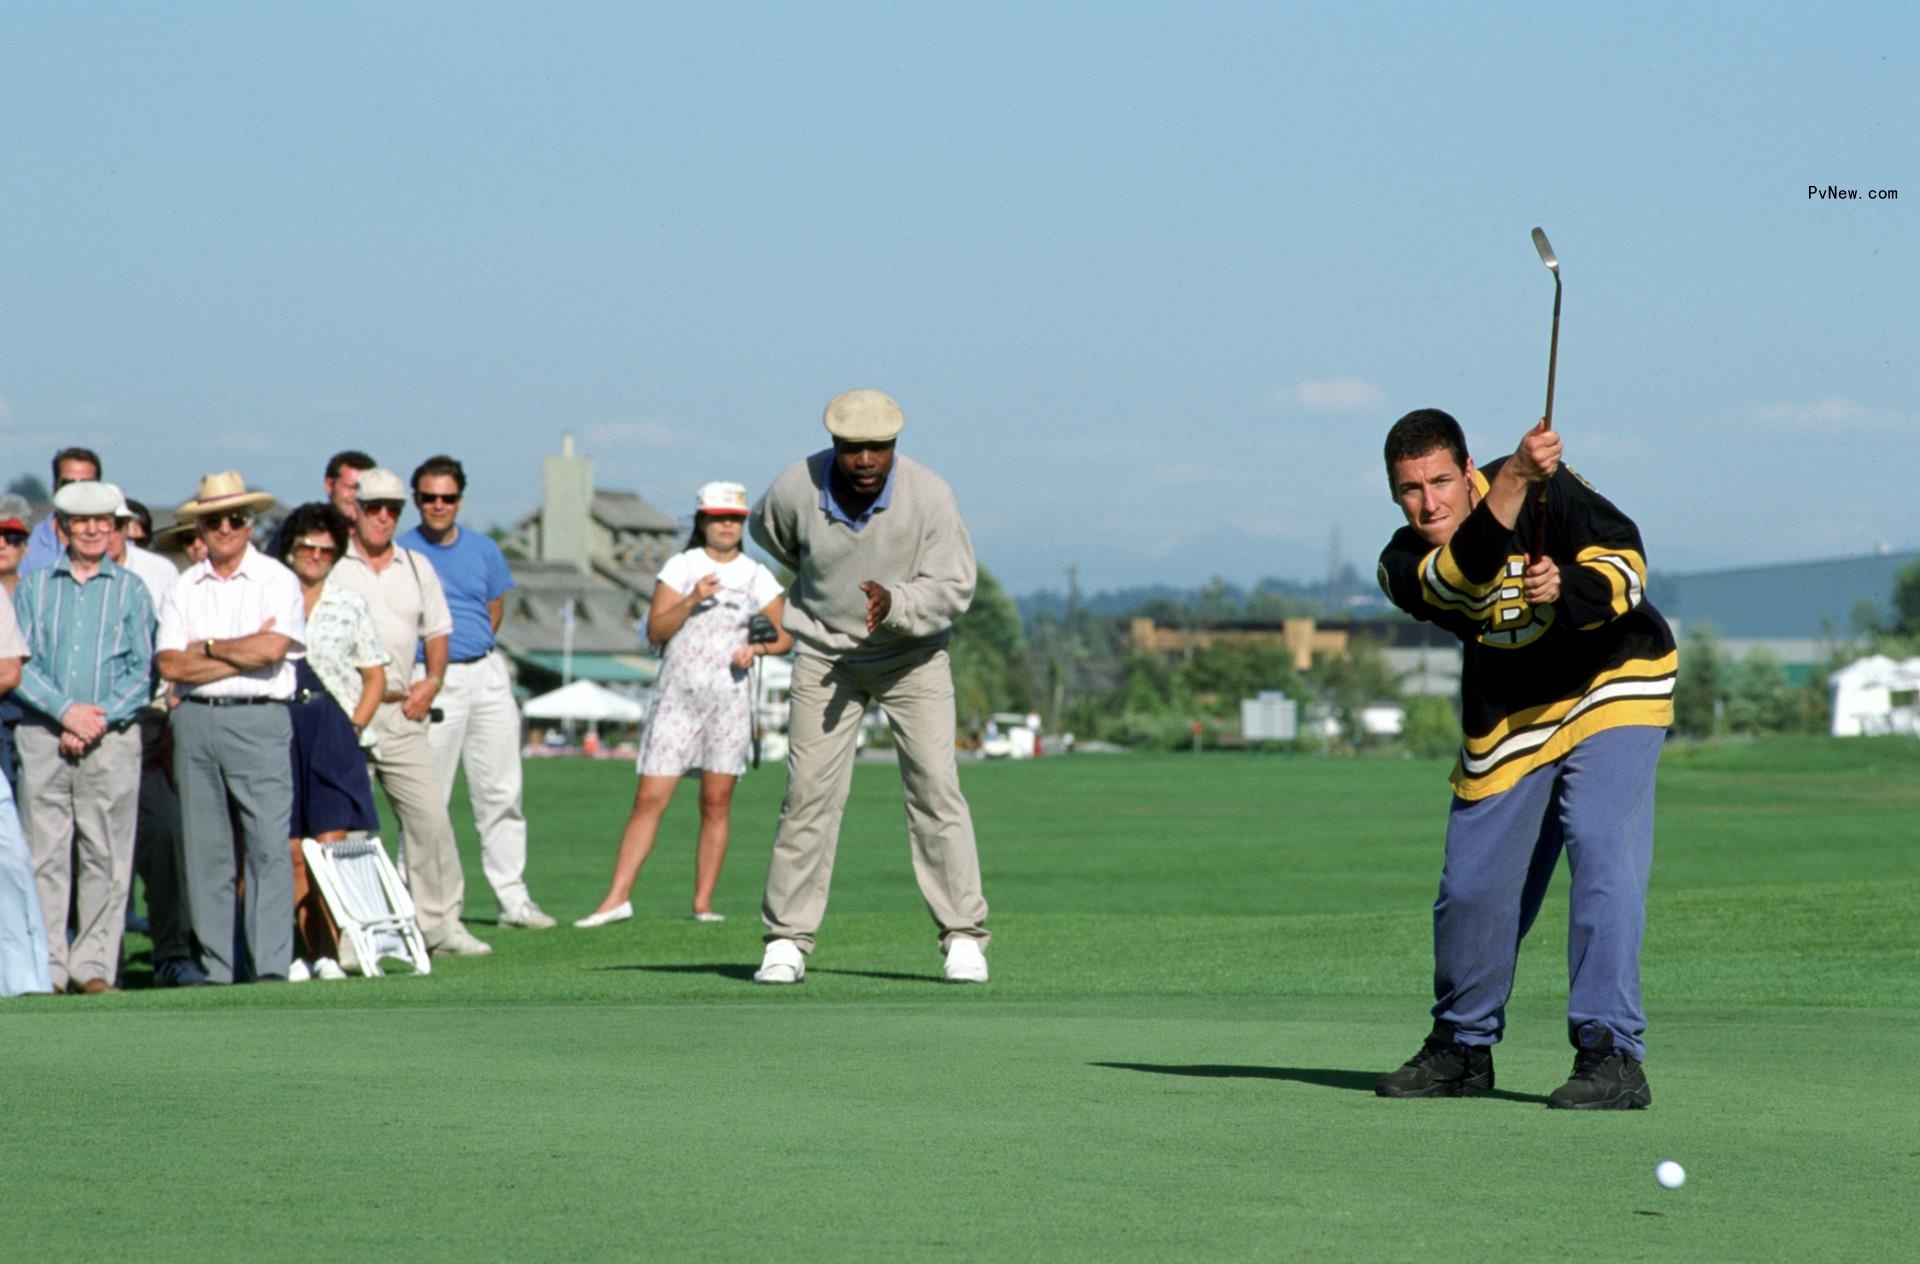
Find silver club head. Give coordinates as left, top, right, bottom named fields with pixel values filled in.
left=1531, top=227, right=1559, bottom=274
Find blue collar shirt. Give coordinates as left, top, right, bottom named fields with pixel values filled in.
left=810, top=448, right=896, bottom=533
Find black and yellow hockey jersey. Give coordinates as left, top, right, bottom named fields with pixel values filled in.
left=1376, top=457, right=1676, bottom=799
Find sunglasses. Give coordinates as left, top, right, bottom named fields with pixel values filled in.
left=360, top=500, right=404, bottom=517
left=0, top=531, right=27, bottom=547
left=292, top=539, right=339, bottom=557
left=199, top=513, right=254, bottom=532
left=415, top=492, right=462, bottom=506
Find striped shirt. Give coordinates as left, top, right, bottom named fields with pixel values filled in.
left=1377, top=459, right=1675, bottom=800
left=11, top=553, right=156, bottom=728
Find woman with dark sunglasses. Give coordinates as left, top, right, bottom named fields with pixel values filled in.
left=276, top=502, right=389, bottom=979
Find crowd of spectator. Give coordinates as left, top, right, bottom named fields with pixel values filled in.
left=0, top=445, right=547, bottom=994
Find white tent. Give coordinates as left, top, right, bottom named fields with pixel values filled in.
left=522, top=679, right=647, bottom=724
left=1828, top=654, right=1920, bottom=737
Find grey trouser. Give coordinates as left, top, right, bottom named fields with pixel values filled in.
left=762, top=646, right=989, bottom=954
left=1433, top=725, right=1663, bottom=1061
left=170, top=701, right=295, bottom=984
left=369, top=700, right=466, bottom=943
left=18, top=722, right=141, bottom=992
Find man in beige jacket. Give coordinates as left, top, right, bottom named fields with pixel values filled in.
left=748, top=389, right=990, bottom=985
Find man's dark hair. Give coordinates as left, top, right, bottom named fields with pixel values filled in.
left=51, top=447, right=103, bottom=483
left=411, top=454, right=467, bottom=494
left=325, top=450, right=376, bottom=481
left=276, top=501, right=350, bottom=564
left=1383, top=409, right=1470, bottom=483
left=122, top=498, right=155, bottom=539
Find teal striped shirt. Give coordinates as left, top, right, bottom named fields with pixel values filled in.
left=12, top=553, right=156, bottom=728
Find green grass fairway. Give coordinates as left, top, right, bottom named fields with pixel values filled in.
left=4, top=738, right=1917, bottom=1259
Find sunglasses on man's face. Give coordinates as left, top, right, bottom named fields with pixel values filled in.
left=199, top=513, right=253, bottom=533
left=0, top=532, right=28, bottom=547
left=415, top=492, right=461, bottom=506
left=360, top=500, right=404, bottom=518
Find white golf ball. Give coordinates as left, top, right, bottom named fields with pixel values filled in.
left=1655, top=1159, right=1686, bottom=1190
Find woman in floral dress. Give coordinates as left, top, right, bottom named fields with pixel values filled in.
left=279, top=502, right=389, bottom=975
left=576, top=482, right=789, bottom=927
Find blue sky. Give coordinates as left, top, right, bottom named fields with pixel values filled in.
left=4, top=2, right=1912, bottom=596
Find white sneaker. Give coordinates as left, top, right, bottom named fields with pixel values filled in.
left=691, top=910, right=726, bottom=923
left=573, top=901, right=633, bottom=929
left=430, top=926, right=494, bottom=957
left=754, top=939, right=806, bottom=985
left=288, top=959, right=313, bottom=983
left=312, top=957, right=348, bottom=981
left=943, top=937, right=988, bottom=983
left=500, top=901, right=558, bottom=930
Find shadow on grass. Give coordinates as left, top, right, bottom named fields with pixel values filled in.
left=1091, top=1062, right=1550, bottom=1105
left=594, top=962, right=760, bottom=981
left=592, top=963, right=946, bottom=985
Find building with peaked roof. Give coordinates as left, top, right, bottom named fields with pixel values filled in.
left=494, top=435, right=679, bottom=693
left=509, top=438, right=683, bottom=582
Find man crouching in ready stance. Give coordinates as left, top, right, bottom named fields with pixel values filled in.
left=1374, top=409, right=1675, bottom=1108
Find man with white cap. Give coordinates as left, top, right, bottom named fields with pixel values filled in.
left=12, top=480, right=156, bottom=992
left=400, top=454, right=553, bottom=930
left=19, top=446, right=102, bottom=575
left=153, top=472, right=306, bottom=984
left=327, top=467, right=490, bottom=956
left=748, top=388, right=991, bottom=984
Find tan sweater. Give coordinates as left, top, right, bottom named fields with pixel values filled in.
left=750, top=451, right=976, bottom=660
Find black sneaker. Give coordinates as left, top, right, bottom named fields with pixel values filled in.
left=1547, top=1030, right=1652, bottom=1110
left=1376, top=1022, right=1495, bottom=1098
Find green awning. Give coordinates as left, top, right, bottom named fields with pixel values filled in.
left=513, top=651, right=659, bottom=684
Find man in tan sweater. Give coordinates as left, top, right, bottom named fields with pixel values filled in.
left=748, top=389, right=990, bottom=984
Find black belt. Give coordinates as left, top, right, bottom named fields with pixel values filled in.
left=183, top=695, right=287, bottom=707
left=449, top=651, right=492, bottom=664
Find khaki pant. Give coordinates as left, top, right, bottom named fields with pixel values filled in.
left=18, top=723, right=141, bottom=991
left=762, top=646, right=988, bottom=954
left=368, top=701, right=466, bottom=943
left=426, top=651, right=532, bottom=912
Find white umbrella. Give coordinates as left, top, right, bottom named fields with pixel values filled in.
left=522, top=679, right=646, bottom=723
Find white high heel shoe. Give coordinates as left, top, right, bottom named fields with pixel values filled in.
left=573, top=901, right=633, bottom=929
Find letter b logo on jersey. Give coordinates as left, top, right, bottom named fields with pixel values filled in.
left=1479, top=556, right=1553, bottom=648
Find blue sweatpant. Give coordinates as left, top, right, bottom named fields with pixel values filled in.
left=1431, top=725, right=1662, bottom=1061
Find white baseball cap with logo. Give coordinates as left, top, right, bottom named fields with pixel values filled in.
left=696, top=481, right=750, bottom=517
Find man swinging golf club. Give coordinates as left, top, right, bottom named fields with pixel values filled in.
left=1372, top=405, right=1676, bottom=1108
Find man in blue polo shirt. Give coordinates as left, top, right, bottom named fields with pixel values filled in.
left=400, top=455, right=553, bottom=930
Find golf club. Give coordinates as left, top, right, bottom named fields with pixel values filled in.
left=1529, top=226, right=1561, bottom=561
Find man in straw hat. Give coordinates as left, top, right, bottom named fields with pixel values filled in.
left=11, top=479, right=155, bottom=994
left=153, top=471, right=306, bottom=984
left=747, top=389, right=990, bottom=985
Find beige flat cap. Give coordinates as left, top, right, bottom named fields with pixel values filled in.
left=823, top=389, right=904, bottom=442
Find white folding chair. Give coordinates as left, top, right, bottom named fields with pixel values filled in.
left=301, top=837, right=432, bottom=977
